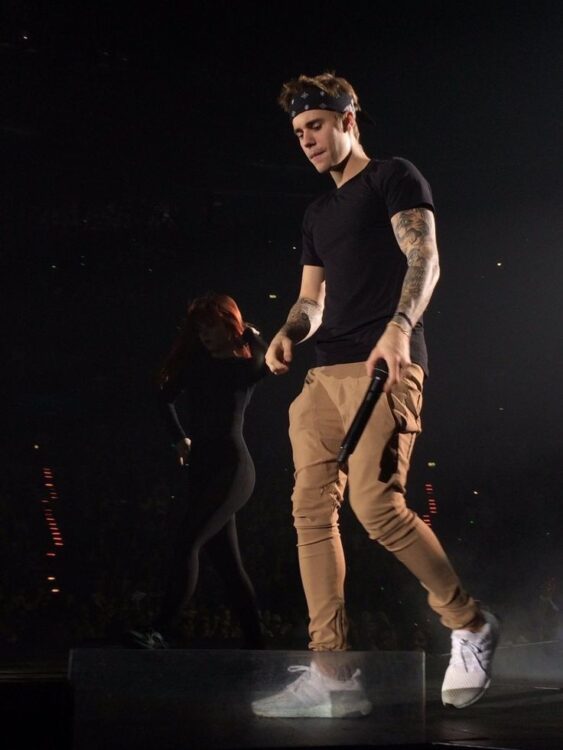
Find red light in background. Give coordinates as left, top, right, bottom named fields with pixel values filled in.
left=422, top=479, right=439, bottom=527
left=38, top=462, right=66, bottom=568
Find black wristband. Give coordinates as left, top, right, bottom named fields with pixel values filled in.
left=395, top=312, right=414, bottom=329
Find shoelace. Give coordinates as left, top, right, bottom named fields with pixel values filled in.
left=287, top=665, right=309, bottom=674
left=285, top=664, right=361, bottom=684
left=285, top=665, right=311, bottom=692
left=451, top=636, right=488, bottom=673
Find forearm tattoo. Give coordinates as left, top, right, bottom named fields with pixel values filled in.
left=281, top=296, right=323, bottom=343
left=391, top=208, right=440, bottom=327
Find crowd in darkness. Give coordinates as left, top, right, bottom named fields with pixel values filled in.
left=2, top=189, right=561, bottom=658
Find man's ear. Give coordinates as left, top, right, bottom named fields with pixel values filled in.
left=342, top=110, right=356, bottom=133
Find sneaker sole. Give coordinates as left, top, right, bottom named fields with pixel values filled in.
left=252, top=697, right=373, bottom=719
left=442, top=677, right=491, bottom=709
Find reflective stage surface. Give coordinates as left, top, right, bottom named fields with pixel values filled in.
left=69, top=648, right=425, bottom=749
left=2, top=642, right=561, bottom=749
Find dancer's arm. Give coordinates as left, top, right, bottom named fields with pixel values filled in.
left=265, top=265, right=325, bottom=375
left=157, top=377, right=192, bottom=465
left=241, top=325, right=269, bottom=381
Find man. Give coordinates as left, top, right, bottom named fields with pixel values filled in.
left=253, top=72, right=499, bottom=717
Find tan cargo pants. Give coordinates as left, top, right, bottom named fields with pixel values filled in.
left=288, top=362, right=480, bottom=651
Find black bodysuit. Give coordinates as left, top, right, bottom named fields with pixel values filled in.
left=156, top=329, right=268, bottom=646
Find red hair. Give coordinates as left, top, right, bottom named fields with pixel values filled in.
left=157, top=292, right=250, bottom=386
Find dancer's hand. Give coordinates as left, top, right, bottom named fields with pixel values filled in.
left=175, top=437, right=192, bottom=466
left=366, top=323, right=411, bottom=392
left=265, top=332, right=294, bottom=375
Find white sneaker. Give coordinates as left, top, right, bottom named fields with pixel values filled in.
left=124, top=629, right=169, bottom=649
left=252, top=662, right=373, bottom=718
left=442, top=610, right=500, bottom=708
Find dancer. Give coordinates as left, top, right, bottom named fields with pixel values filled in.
left=129, top=292, right=268, bottom=649
left=253, top=72, right=499, bottom=716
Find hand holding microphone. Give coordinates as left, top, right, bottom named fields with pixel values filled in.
left=337, top=359, right=389, bottom=467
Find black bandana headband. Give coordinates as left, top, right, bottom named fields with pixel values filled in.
left=289, top=85, right=355, bottom=120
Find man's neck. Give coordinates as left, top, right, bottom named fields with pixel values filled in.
left=329, top=146, right=371, bottom=188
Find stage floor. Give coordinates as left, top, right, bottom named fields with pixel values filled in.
left=1, top=642, right=561, bottom=750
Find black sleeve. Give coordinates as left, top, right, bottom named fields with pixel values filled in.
left=379, top=157, right=435, bottom=217
left=156, top=374, right=188, bottom=444
left=241, top=327, right=270, bottom=383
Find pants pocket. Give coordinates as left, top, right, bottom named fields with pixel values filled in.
left=387, top=375, right=423, bottom=434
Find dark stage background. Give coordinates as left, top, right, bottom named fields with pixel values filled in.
left=1, top=1, right=562, bottom=656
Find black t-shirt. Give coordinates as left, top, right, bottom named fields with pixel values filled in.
left=301, top=157, right=434, bottom=372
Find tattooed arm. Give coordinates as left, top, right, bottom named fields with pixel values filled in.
left=366, top=207, right=440, bottom=388
left=390, top=207, right=440, bottom=330
left=265, top=265, right=325, bottom=375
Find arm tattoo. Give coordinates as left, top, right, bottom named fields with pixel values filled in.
left=391, top=208, right=440, bottom=328
left=280, top=296, right=323, bottom=343
left=393, top=208, right=432, bottom=248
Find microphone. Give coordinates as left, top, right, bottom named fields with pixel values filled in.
left=337, top=359, right=389, bottom=467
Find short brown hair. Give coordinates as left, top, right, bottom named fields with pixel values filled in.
left=278, top=71, right=362, bottom=138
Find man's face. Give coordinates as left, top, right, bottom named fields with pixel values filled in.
left=292, top=109, right=352, bottom=173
